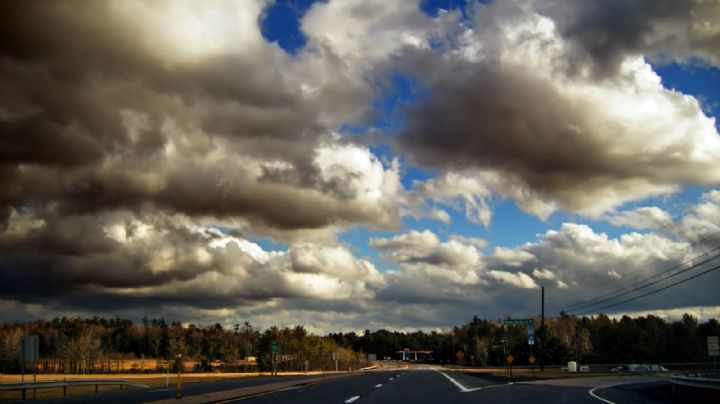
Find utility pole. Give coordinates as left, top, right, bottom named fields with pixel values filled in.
left=540, top=285, right=545, bottom=372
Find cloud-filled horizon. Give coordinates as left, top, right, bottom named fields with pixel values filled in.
left=1, top=0, right=719, bottom=333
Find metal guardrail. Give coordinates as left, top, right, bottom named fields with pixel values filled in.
left=0, top=379, right=149, bottom=400
left=671, top=373, right=720, bottom=390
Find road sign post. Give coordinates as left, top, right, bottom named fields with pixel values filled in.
left=527, top=324, right=535, bottom=346
left=175, top=354, right=183, bottom=399
left=503, top=319, right=533, bottom=326
left=20, top=335, right=39, bottom=383
left=708, top=336, right=719, bottom=375
left=708, top=336, right=719, bottom=356
left=271, top=341, right=279, bottom=376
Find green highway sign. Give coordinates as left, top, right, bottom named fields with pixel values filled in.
left=503, top=319, right=533, bottom=326
left=271, top=340, right=279, bottom=353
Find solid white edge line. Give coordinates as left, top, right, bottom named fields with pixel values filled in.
left=588, top=385, right=618, bottom=404
left=345, top=396, right=361, bottom=403
left=432, top=368, right=470, bottom=392
left=276, top=386, right=302, bottom=393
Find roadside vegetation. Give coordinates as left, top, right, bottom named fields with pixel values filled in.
left=1, top=313, right=717, bottom=374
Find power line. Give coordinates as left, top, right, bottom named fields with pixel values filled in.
left=576, top=262, right=720, bottom=315
left=562, top=244, right=720, bottom=313
left=546, top=228, right=720, bottom=313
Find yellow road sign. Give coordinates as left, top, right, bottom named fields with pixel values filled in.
left=528, top=355, right=536, bottom=365
left=456, top=351, right=464, bottom=360
left=506, top=354, right=514, bottom=363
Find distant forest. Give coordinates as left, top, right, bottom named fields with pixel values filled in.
left=1, top=313, right=718, bottom=374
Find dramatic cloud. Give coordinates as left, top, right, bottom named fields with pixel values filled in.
left=537, top=0, right=720, bottom=74
left=0, top=0, right=405, bottom=239
left=605, top=206, right=673, bottom=230
left=397, top=0, right=720, bottom=218
left=0, top=207, right=383, bottom=313
left=488, top=270, right=539, bottom=289
left=409, top=172, right=494, bottom=226
left=370, top=229, right=483, bottom=267
left=1, top=0, right=719, bottom=330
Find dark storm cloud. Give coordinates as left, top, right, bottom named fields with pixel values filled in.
left=538, top=0, right=720, bottom=76
left=394, top=1, right=720, bottom=216
left=0, top=0, right=403, bottom=234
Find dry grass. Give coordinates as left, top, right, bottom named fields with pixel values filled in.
left=0, top=371, right=332, bottom=401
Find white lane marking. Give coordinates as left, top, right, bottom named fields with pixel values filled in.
left=588, top=384, right=619, bottom=404
left=432, top=367, right=513, bottom=393
left=150, top=388, right=176, bottom=393
left=276, top=386, right=302, bottom=393
left=433, top=368, right=470, bottom=392
left=375, top=384, right=383, bottom=388
left=389, top=378, right=394, bottom=381
left=345, top=396, right=361, bottom=403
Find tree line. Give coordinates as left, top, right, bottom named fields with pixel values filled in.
left=1, top=313, right=718, bottom=373
left=330, top=313, right=719, bottom=367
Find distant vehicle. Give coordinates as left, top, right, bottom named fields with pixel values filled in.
left=610, top=364, right=668, bottom=372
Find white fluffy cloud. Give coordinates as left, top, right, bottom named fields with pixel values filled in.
left=370, top=229, right=482, bottom=268
left=2, top=0, right=720, bottom=331
left=488, top=270, right=538, bottom=289
left=398, top=0, right=720, bottom=219
left=605, top=207, right=673, bottom=230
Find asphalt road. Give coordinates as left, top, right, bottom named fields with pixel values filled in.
left=30, top=373, right=336, bottom=404
left=28, top=366, right=675, bottom=403
left=241, top=366, right=673, bottom=404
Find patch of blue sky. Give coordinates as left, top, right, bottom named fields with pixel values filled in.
left=259, top=0, right=321, bottom=54
left=420, top=0, right=490, bottom=21
left=369, top=73, right=428, bottom=136
left=654, top=62, right=720, bottom=130
left=478, top=199, right=557, bottom=248
left=338, top=226, right=399, bottom=270
left=251, top=237, right=289, bottom=253
left=400, top=164, right=436, bottom=190
left=571, top=186, right=710, bottom=241
left=394, top=197, right=554, bottom=250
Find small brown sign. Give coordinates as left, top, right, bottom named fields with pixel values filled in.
left=456, top=351, right=464, bottom=360
left=506, top=354, right=514, bottom=363
left=528, top=355, right=536, bottom=365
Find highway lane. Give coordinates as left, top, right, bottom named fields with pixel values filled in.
left=241, top=369, right=409, bottom=404
left=30, top=373, right=348, bottom=404
left=243, top=366, right=673, bottom=404
left=28, top=366, right=674, bottom=403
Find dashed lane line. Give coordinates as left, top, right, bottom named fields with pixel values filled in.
left=375, top=384, right=383, bottom=388
left=344, top=395, right=361, bottom=403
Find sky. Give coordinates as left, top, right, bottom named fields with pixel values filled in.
left=1, top=0, right=720, bottom=333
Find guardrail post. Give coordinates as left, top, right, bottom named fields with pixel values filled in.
left=63, top=385, right=67, bottom=396
left=21, top=388, right=26, bottom=401
left=95, top=384, right=99, bottom=393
